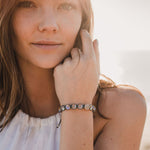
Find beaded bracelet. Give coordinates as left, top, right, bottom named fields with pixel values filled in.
left=56, top=103, right=96, bottom=128
left=58, top=103, right=96, bottom=113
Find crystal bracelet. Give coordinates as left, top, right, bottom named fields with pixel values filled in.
left=56, top=103, right=96, bottom=128
left=58, top=103, right=96, bottom=113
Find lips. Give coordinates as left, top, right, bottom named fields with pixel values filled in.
left=32, top=40, right=62, bottom=45
left=32, top=41, right=62, bottom=50
left=31, top=41, right=62, bottom=50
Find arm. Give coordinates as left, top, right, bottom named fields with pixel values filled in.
left=53, top=29, right=100, bottom=150
left=52, top=29, right=100, bottom=150
left=59, top=110, right=94, bottom=150
left=94, top=86, right=147, bottom=150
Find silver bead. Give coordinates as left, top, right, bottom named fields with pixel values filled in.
left=78, top=103, right=84, bottom=109
left=89, top=104, right=93, bottom=111
left=65, top=104, right=71, bottom=110
left=72, top=104, right=77, bottom=109
left=92, top=105, right=96, bottom=112
left=61, top=105, right=65, bottom=111
left=85, top=104, right=90, bottom=110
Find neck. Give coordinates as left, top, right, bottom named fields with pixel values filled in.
left=19, top=61, right=60, bottom=118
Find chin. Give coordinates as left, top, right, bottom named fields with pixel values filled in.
left=33, top=58, right=64, bottom=69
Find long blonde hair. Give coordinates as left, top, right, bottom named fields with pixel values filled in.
left=0, top=0, right=117, bottom=132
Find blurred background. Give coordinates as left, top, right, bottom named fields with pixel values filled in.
left=91, top=0, right=150, bottom=149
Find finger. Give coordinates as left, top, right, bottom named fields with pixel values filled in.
left=53, top=63, right=63, bottom=77
left=80, top=29, right=95, bottom=57
left=71, top=48, right=79, bottom=60
left=78, top=48, right=83, bottom=56
left=71, top=48, right=81, bottom=64
left=64, top=57, right=72, bottom=64
left=93, top=39, right=100, bottom=75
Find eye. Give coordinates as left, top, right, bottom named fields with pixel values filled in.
left=17, top=1, right=36, bottom=8
left=59, top=3, right=75, bottom=11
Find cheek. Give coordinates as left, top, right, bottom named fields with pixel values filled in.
left=61, top=13, right=81, bottom=32
left=12, top=13, right=33, bottom=57
left=60, top=15, right=82, bottom=48
left=12, top=12, right=34, bottom=41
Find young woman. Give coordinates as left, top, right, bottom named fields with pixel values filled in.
left=0, top=0, right=147, bottom=150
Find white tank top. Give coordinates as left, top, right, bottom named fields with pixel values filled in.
left=0, top=109, right=62, bottom=150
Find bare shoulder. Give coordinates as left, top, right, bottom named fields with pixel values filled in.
left=98, top=84, right=147, bottom=119
left=94, top=85, right=147, bottom=150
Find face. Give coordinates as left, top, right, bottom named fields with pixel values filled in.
left=12, top=0, right=82, bottom=69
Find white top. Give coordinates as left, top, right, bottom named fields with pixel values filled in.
left=0, top=109, right=62, bottom=150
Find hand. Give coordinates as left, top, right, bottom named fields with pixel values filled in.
left=53, top=29, right=100, bottom=105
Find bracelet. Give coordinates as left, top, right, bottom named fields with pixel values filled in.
left=56, top=103, right=96, bottom=128
left=58, top=103, right=96, bottom=113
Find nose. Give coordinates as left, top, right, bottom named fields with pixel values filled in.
left=38, top=9, right=59, bottom=33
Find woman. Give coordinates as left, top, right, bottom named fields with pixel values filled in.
left=0, top=0, right=147, bottom=150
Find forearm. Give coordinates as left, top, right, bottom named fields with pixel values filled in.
left=59, top=110, right=94, bottom=150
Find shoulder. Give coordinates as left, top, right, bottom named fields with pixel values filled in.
left=98, top=84, right=147, bottom=120
left=94, top=85, right=147, bottom=149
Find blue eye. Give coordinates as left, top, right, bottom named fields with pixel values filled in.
left=17, top=1, right=36, bottom=8
left=59, top=3, right=74, bottom=11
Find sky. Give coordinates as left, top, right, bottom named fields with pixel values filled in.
left=92, top=0, right=150, bottom=51
left=91, top=0, right=150, bottom=96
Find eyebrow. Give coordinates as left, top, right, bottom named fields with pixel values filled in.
left=58, top=0, right=80, bottom=6
left=58, top=0, right=81, bottom=10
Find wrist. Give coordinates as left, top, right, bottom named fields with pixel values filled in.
left=58, top=103, right=96, bottom=113
left=60, top=99, right=93, bottom=106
